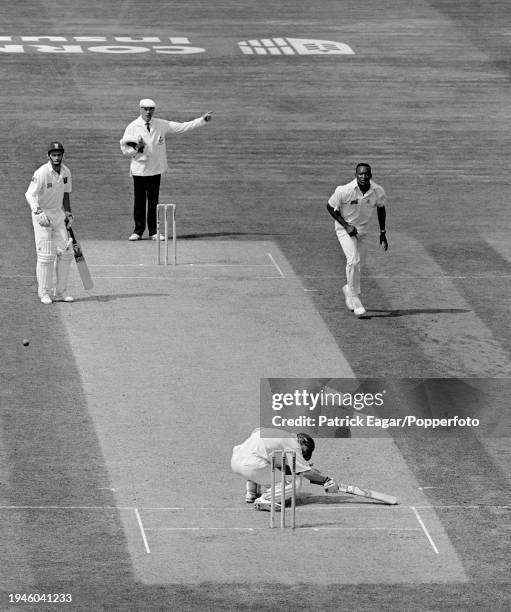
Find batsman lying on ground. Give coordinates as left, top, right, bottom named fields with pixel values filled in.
left=230, top=427, right=340, bottom=511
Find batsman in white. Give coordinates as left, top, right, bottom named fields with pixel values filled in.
left=326, top=162, right=388, bottom=316
left=231, top=427, right=339, bottom=510
left=25, top=142, right=75, bottom=305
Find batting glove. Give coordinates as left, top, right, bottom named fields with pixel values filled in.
left=35, top=210, right=50, bottom=227
left=323, top=477, right=339, bottom=494
left=379, top=230, right=388, bottom=251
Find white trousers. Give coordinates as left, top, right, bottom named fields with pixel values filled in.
left=32, top=215, right=71, bottom=297
left=230, top=445, right=272, bottom=486
left=231, top=446, right=302, bottom=501
left=335, top=229, right=368, bottom=297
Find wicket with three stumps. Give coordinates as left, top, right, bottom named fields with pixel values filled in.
left=156, top=203, right=177, bottom=265
left=270, top=450, right=297, bottom=529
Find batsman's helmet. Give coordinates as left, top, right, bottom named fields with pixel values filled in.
left=48, top=141, right=65, bottom=154
left=297, top=432, right=315, bottom=461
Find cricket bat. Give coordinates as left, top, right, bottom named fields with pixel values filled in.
left=338, top=482, right=398, bottom=505
left=67, top=226, right=93, bottom=290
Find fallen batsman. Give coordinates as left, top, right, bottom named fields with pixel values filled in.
left=230, top=427, right=397, bottom=510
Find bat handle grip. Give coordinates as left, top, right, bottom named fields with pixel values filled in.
left=66, top=224, right=76, bottom=243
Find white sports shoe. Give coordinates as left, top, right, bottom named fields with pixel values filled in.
left=128, top=233, right=141, bottom=241
left=40, top=294, right=52, bottom=305
left=351, top=296, right=366, bottom=316
left=342, top=284, right=354, bottom=311
left=53, top=293, right=74, bottom=303
left=254, top=499, right=281, bottom=512
left=150, top=234, right=166, bottom=241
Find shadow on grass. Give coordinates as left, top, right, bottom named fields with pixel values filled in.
left=75, top=293, right=171, bottom=303
left=362, top=307, right=471, bottom=319
left=178, top=231, right=290, bottom=239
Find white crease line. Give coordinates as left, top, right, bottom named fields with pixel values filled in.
left=3, top=272, right=510, bottom=280
left=299, top=274, right=511, bottom=280
left=309, top=527, right=420, bottom=531
left=414, top=505, right=510, bottom=510
left=0, top=505, right=125, bottom=510
left=147, top=527, right=257, bottom=531
left=411, top=506, right=439, bottom=555
left=267, top=252, right=286, bottom=278
left=134, top=507, right=151, bottom=554
left=186, top=263, right=272, bottom=268
left=189, top=505, right=511, bottom=511
left=81, top=275, right=285, bottom=281
left=89, top=263, right=276, bottom=268
left=0, top=504, right=507, bottom=511
left=146, top=527, right=420, bottom=532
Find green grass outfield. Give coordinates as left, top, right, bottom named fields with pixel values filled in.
left=1, top=1, right=510, bottom=610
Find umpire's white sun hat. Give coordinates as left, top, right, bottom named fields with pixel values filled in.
left=139, top=98, right=156, bottom=107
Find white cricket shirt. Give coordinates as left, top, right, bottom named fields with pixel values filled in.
left=233, top=427, right=311, bottom=474
left=25, top=161, right=72, bottom=214
left=120, top=115, right=207, bottom=176
left=328, top=178, right=386, bottom=236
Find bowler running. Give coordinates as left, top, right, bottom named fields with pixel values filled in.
left=326, top=162, right=388, bottom=316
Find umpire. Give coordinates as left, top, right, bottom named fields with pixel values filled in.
left=120, top=98, right=212, bottom=241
